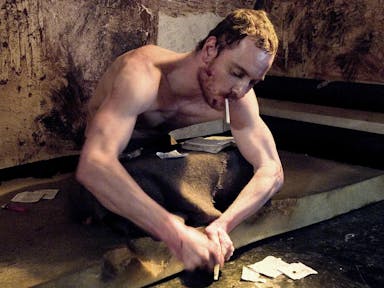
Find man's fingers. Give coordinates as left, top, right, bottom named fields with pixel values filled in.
left=210, top=238, right=224, bottom=267
left=205, top=228, right=224, bottom=266
left=225, top=250, right=234, bottom=261
left=207, top=228, right=230, bottom=264
left=218, top=230, right=234, bottom=261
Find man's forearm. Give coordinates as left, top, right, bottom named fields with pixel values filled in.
left=76, top=156, right=183, bottom=244
left=216, top=166, right=283, bottom=233
left=77, top=155, right=225, bottom=270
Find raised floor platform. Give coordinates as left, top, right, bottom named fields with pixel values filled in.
left=258, top=98, right=384, bottom=135
left=0, top=151, right=383, bottom=287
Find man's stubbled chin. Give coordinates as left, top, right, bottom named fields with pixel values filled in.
left=210, top=97, right=226, bottom=111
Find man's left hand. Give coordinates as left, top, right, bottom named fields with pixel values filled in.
left=205, top=221, right=234, bottom=266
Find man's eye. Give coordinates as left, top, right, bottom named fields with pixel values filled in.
left=232, top=72, right=243, bottom=78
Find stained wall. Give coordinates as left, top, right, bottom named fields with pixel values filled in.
left=0, top=0, right=255, bottom=169
left=263, top=0, right=384, bottom=83
left=1, top=0, right=383, bottom=170
left=0, top=0, right=159, bottom=169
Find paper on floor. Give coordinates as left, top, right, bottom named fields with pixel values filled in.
left=244, top=256, right=318, bottom=281
left=156, top=150, right=188, bottom=159
left=41, top=189, right=60, bottom=200
left=248, top=256, right=289, bottom=278
left=11, top=189, right=59, bottom=203
left=241, top=266, right=266, bottom=283
left=277, top=262, right=318, bottom=280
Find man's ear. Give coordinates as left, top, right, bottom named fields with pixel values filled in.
left=201, top=36, right=218, bottom=64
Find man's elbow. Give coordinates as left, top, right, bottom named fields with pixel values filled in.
left=75, top=155, right=91, bottom=186
left=75, top=152, right=104, bottom=187
left=272, top=163, right=284, bottom=194
left=258, top=162, right=284, bottom=196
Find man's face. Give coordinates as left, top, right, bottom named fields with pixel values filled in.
left=198, top=37, right=274, bottom=111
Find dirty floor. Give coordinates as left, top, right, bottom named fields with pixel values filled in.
left=0, top=150, right=383, bottom=288
left=150, top=200, right=384, bottom=288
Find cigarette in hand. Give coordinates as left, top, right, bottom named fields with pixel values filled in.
left=225, top=98, right=230, bottom=124
left=214, top=264, right=220, bottom=280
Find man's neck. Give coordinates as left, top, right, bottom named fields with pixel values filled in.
left=165, top=50, right=203, bottom=102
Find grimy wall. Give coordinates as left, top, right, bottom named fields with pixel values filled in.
left=264, top=0, right=384, bottom=83
left=0, top=0, right=255, bottom=169
left=0, top=0, right=383, bottom=170
left=0, top=0, right=158, bottom=169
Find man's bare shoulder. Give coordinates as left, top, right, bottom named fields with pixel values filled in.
left=117, top=44, right=178, bottom=73
left=89, top=45, right=180, bottom=118
left=105, top=45, right=177, bottom=95
left=106, top=45, right=181, bottom=95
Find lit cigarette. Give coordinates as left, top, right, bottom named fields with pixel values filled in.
left=214, top=264, right=220, bottom=280
left=225, top=98, right=230, bottom=124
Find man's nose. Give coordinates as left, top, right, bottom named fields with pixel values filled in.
left=231, top=82, right=249, bottom=99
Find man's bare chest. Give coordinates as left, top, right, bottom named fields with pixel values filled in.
left=137, top=102, right=222, bottom=131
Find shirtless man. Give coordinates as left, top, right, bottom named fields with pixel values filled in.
left=76, top=9, right=284, bottom=271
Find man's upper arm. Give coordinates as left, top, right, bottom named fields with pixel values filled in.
left=82, top=60, right=159, bottom=159
left=230, top=90, right=281, bottom=171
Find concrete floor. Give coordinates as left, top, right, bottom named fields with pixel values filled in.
left=0, top=151, right=383, bottom=288
left=151, top=200, right=384, bottom=288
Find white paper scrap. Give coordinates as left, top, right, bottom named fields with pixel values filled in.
left=41, top=189, right=60, bottom=200
left=248, top=256, right=289, bottom=278
left=278, top=262, right=318, bottom=280
left=11, top=191, right=45, bottom=203
left=11, top=189, right=60, bottom=203
left=156, top=150, right=188, bottom=159
left=241, top=266, right=266, bottom=283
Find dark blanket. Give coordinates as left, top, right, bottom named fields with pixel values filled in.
left=70, top=147, right=253, bottom=237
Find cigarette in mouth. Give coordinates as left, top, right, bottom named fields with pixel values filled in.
left=225, top=98, right=230, bottom=124
left=214, top=264, right=220, bottom=280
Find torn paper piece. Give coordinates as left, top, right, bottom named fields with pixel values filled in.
left=41, top=189, right=60, bottom=200
left=11, top=189, right=60, bottom=203
left=156, top=150, right=188, bottom=159
left=241, top=266, right=266, bottom=283
left=11, top=191, right=45, bottom=203
left=248, top=256, right=289, bottom=278
left=278, top=262, right=318, bottom=280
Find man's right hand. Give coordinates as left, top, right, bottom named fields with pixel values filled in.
left=166, top=223, right=221, bottom=271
